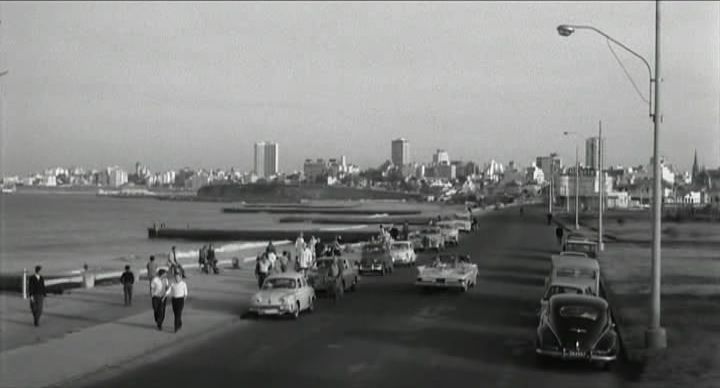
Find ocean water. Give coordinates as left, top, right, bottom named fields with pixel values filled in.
left=0, top=192, right=453, bottom=274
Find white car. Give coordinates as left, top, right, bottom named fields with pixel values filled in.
left=249, top=272, right=315, bottom=319
left=436, top=222, right=460, bottom=246
left=415, top=254, right=478, bottom=292
left=389, top=241, right=417, bottom=266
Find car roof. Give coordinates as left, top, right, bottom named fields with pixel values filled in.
left=549, top=293, right=608, bottom=309
left=551, top=255, right=600, bottom=271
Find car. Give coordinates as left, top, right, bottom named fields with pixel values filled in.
left=449, top=214, right=473, bottom=233
left=436, top=222, right=460, bottom=246
left=408, top=231, right=425, bottom=251
left=535, top=294, right=618, bottom=368
left=562, top=238, right=598, bottom=259
left=418, top=227, right=446, bottom=251
left=389, top=241, right=417, bottom=266
left=358, top=243, right=394, bottom=275
left=307, top=257, right=359, bottom=295
left=248, top=272, right=315, bottom=319
left=538, top=279, right=597, bottom=319
left=545, top=255, right=600, bottom=297
left=415, top=254, right=478, bottom=292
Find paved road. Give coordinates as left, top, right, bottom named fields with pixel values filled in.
left=82, top=207, right=631, bottom=388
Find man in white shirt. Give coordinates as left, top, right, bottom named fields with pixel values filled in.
left=150, top=269, right=169, bottom=331
left=294, top=233, right=305, bottom=263
left=167, top=273, right=188, bottom=333
left=298, top=244, right=312, bottom=276
left=267, top=250, right=277, bottom=272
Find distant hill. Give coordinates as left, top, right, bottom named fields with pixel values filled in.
left=197, top=183, right=422, bottom=203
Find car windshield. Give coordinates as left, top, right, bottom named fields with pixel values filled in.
left=556, top=267, right=597, bottom=280
left=390, top=243, right=409, bottom=250
left=545, top=286, right=584, bottom=299
left=559, top=305, right=601, bottom=321
left=363, top=244, right=385, bottom=253
left=566, top=243, right=596, bottom=254
left=263, top=278, right=296, bottom=289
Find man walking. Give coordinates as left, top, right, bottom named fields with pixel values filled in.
left=199, top=245, right=208, bottom=273
left=150, top=269, right=169, bottom=331
left=255, top=254, right=271, bottom=289
left=120, top=265, right=135, bottom=306
left=168, top=273, right=188, bottom=333
left=146, top=255, right=158, bottom=282
left=28, top=265, right=47, bottom=327
left=207, top=244, right=218, bottom=275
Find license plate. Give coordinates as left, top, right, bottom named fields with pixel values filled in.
left=566, top=351, right=585, bottom=358
left=262, top=308, right=278, bottom=314
left=435, top=279, right=445, bottom=283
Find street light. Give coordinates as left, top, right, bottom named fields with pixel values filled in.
left=557, top=1, right=666, bottom=351
left=563, top=131, right=580, bottom=230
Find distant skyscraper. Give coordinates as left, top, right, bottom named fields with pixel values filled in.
left=585, top=137, right=606, bottom=170
left=433, top=149, right=450, bottom=165
left=391, top=138, right=410, bottom=166
left=254, top=141, right=279, bottom=178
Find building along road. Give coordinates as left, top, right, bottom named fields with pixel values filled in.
left=78, top=207, right=633, bottom=388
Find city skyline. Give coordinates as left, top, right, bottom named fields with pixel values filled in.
left=0, top=2, right=718, bottom=176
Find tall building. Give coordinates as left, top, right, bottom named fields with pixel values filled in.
left=254, top=141, right=279, bottom=178
left=391, top=138, right=410, bottom=166
left=433, top=149, right=450, bottom=165
left=585, top=137, right=606, bottom=170
left=536, top=154, right=562, bottom=183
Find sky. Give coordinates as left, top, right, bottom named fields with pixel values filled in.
left=0, top=1, right=718, bottom=176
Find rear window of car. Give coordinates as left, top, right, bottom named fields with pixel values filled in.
left=391, top=243, right=408, bottom=250
left=556, top=267, right=596, bottom=279
left=559, top=305, right=601, bottom=321
left=263, top=278, right=297, bottom=289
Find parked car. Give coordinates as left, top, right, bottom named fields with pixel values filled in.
left=358, top=243, right=394, bottom=275
left=415, top=254, right=478, bottom=292
left=248, top=272, right=315, bottom=319
left=535, top=294, right=618, bottom=369
left=307, top=257, right=359, bottom=295
left=562, top=238, right=598, bottom=259
left=389, top=241, right=417, bottom=266
left=436, top=222, right=460, bottom=246
left=538, top=278, right=597, bottom=319
left=419, top=227, right=445, bottom=251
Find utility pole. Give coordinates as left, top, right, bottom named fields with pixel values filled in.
left=575, top=143, right=579, bottom=230
left=598, top=121, right=604, bottom=252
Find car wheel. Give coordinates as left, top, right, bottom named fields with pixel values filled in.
left=308, top=296, right=315, bottom=312
left=291, top=301, right=300, bottom=320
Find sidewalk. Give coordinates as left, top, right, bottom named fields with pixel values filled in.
left=555, top=215, right=720, bottom=387
left=0, top=263, right=259, bottom=388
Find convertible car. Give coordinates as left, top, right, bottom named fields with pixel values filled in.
left=389, top=241, right=417, bottom=266
left=535, top=294, right=618, bottom=368
left=307, top=257, right=359, bottom=295
left=415, top=254, right=478, bottom=292
left=248, top=272, right=315, bottom=319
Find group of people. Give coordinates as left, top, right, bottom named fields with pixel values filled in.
left=144, top=252, right=189, bottom=331
left=197, top=244, right=219, bottom=274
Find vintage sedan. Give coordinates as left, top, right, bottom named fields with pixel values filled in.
left=389, top=241, right=417, bottom=266
left=436, top=222, right=460, bottom=246
left=562, top=238, right=598, bottom=259
left=358, top=242, right=394, bottom=275
left=419, top=227, right=446, bottom=251
left=307, top=257, right=359, bottom=294
left=535, top=294, right=618, bottom=368
left=248, top=272, right=315, bottom=319
left=415, top=254, right=478, bottom=292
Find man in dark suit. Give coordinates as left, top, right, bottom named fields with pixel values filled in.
left=28, top=265, right=47, bottom=327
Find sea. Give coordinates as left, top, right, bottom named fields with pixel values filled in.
left=0, top=191, right=453, bottom=275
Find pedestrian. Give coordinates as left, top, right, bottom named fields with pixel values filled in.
left=555, top=226, right=564, bottom=246
left=207, top=244, right=218, bottom=274
left=297, top=244, right=311, bottom=276
left=279, top=250, right=290, bottom=273
left=267, top=249, right=277, bottom=272
left=402, top=221, right=410, bottom=240
left=167, top=273, right=188, bottom=333
left=28, top=265, right=47, bottom=327
left=199, top=245, right=208, bottom=273
left=120, top=265, right=135, bottom=306
left=327, top=257, right=342, bottom=302
left=294, top=232, right=305, bottom=262
left=266, top=240, right=276, bottom=255
left=150, top=269, right=169, bottom=331
left=255, top=254, right=271, bottom=288
left=146, top=255, right=158, bottom=283
left=389, top=226, right=399, bottom=241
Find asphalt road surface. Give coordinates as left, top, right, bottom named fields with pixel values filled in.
left=83, top=207, right=636, bottom=388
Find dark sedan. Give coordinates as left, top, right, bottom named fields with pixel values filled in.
left=358, top=243, right=394, bottom=275
left=535, top=294, right=618, bottom=369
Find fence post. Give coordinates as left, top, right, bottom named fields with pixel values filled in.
left=22, top=268, right=28, bottom=299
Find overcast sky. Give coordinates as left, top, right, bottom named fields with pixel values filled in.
left=0, top=1, right=718, bottom=176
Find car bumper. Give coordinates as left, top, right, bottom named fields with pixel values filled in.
left=249, top=304, right=292, bottom=316
left=415, top=279, right=467, bottom=288
left=535, top=348, right=617, bottom=362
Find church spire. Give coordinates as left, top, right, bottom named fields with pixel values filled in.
left=691, top=149, right=699, bottom=181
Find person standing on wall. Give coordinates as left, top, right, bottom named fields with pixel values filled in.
left=28, top=265, right=47, bottom=327
left=167, top=273, right=188, bottom=333
left=120, top=265, right=135, bottom=306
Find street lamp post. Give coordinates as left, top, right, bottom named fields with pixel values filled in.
left=557, top=0, right=667, bottom=350
left=563, top=131, right=581, bottom=230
